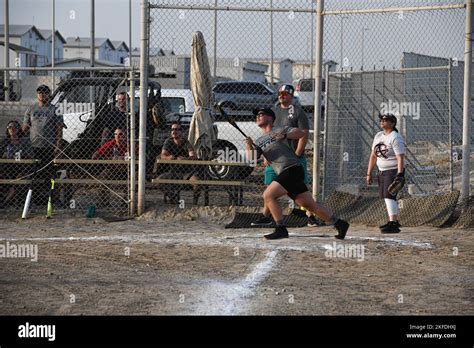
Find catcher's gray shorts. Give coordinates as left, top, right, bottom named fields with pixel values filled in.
left=377, top=169, right=397, bottom=200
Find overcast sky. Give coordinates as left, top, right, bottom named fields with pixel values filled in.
left=1, top=0, right=466, bottom=69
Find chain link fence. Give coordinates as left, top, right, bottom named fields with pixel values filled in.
left=321, top=0, right=470, bottom=201
left=147, top=0, right=471, bottom=210
left=0, top=67, right=137, bottom=215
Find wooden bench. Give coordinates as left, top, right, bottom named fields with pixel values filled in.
left=152, top=159, right=251, bottom=206
left=0, top=159, right=40, bottom=185
left=52, top=159, right=131, bottom=181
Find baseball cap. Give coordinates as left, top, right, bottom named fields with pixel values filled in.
left=7, top=120, right=20, bottom=129
left=253, top=107, right=276, bottom=120
left=379, top=113, right=397, bottom=125
left=36, top=84, right=51, bottom=93
left=279, top=84, right=295, bottom=95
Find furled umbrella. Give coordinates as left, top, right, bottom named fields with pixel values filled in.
left=188, top=31, right=216, bottom=158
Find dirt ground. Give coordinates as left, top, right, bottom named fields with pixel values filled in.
left=0, top=206, right=473, bottom=315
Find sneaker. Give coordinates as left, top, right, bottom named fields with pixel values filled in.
left=334, top=219, right=349, bottom=240
left=264, top=225, right=289, bottom=240
left=251, top=215, right=273, bottom=226
left=381, top=221, right=401, bottom=234
left=307, top=215, right=325, bottom=227
left=379, top=221, right=400, bottom=230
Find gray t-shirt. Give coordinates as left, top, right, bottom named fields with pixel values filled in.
left=273, top=102, right=309, bottom=153
left=372, top=130, right=406, bottom=171
left=24, top=103, right=64, bottom=148
left=254, top=126, right=300, bottom=175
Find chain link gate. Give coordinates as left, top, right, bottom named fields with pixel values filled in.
left=0, top=67, right=137, bottom=216
left=147, top=0, right=319, bottom=208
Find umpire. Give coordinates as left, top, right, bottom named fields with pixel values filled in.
left=366, top=113, right=406, bottom=233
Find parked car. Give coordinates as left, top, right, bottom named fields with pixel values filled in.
left=212, top=81, right=277, bottom=111
left=293, top=78, right=326, bottom=113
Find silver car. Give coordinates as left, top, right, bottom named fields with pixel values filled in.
left=212, top=81, right=277, bottom=111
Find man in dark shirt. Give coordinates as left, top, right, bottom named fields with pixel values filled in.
left=157, top=122, right=200, bottom=203
left=100, top=92, right=130, bottom=145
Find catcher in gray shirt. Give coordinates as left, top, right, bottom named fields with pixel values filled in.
left=245, top=108, right=349, bottom=240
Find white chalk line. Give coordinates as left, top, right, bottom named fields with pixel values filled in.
left=345, top=236, right=432, bottom=249
left=0, top=230, right=433, bottom=251
left=183, top=250, right=279, bottom=315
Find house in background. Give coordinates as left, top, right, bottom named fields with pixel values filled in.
left=64, top=37, right=116, bottom=63
left=42, top=57, right=123, bottom=79
left=111, top=41, right=130, bottom=65
left=0, top=24, right=47, bottom=67
left=38, top=29, right=66, bottom=66
left=0, top=41, right=40, bottom=69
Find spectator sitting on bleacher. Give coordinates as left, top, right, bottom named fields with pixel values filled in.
left=1, top=120, right=34, bottom=208
left=1, top=120, right=33, bottom=159
left=92, top=127, right=129, bottom=160
left=92, top=127, right=133, bottom=182
left=157, top=122, right=201, bottom=204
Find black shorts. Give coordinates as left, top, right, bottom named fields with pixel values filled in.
left=378, top=169, right=397, bottom=200
left=274, top=165, right=308, bottom=200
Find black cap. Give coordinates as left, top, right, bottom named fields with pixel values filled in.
left=36, top=84, right=51, bottom=93
left=379, top=112, right=397, bottom=125
left=253, top=107, right=276, bottom=120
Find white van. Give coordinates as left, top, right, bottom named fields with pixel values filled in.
left=293, top=78, right=326, bottom=113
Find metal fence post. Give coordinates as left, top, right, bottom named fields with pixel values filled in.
left=138, top=0, right=149, bottom=215
left=52, top=0, right=56, bottom=90
left=321, top=64, right=330, bottom=202
left=448, top=59, right=453, bottom=192
left=129, top=70, right=136, bottom=216
left=461, top=0, right=473, bottom=206
left=312, top=0, right=324, bottom=201
left=4, top=0, right=10, bottom=101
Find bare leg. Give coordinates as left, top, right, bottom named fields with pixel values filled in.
left=263, top=181, right=289, bottom=223
left=262, top=201, right=271, bottom=216
left=294, top=191, right=334, bottom=223
left=295, top=191, right=349, bottom=239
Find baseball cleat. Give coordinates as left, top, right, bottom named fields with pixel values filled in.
left=264, top=225, right=289, bottom=240
left=334, top=219, right=349, bottom=240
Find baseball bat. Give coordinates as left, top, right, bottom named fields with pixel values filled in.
left=215, top=102, right=249, bottom=139
left=21, top=162, right=39, bottom=219
left=21, top=189, right=33, bottom=219
left=46, top=178, right=55, bottom=218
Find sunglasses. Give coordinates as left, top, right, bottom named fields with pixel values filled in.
left=7, top=125, right=19, bottom=129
